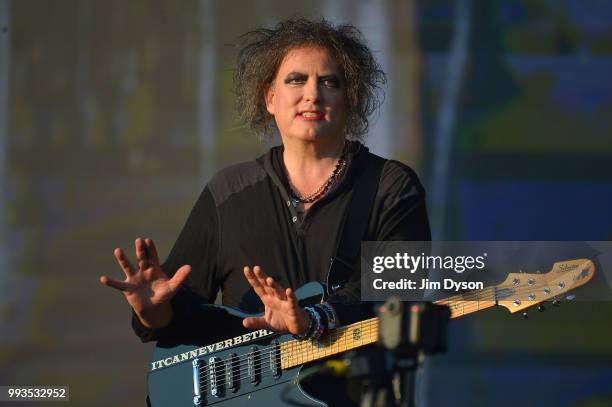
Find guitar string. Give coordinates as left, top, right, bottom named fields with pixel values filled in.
left=436, top=274, right=567, bottom=307
left=194, top=279, right=571, bottom=390
left=193, top=278, right=579, bottom=390
left=436, top=266, right=585, bottom=306
left=203, top=264, right=587, bottom=382
left=200, top=277, right=566, bottom=391
left=201, top=319, right=379, bottom=389
left=212, top=285, right=564, bottom=380
left=436, top=282, right=525, bottom=305
left=201, top=319, right=380, bottom=389
left=441, top=284, right=578, bottom=318
left=447, top=263, right=588, bottom=305
left=202, top=327, right=379, bottom=390
left=436, top=285, right=541, bottom=316
left=198, top=281, right=562, bottom=393
left=207, top=278, right=559, bottom=375
left=196, top=317, right=379, bottom=383
left=198, top=328, right=346, bottom=386
left=196, top=318, right=376, bottom=382
left=433, top=286, right=496, bottom=314
left=199, top=284, right=543, bottom=391
left=200, top=331, right=378, bottom=390
left=436, top=277, right=572, bottom=314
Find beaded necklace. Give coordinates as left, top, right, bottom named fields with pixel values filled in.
left=287, top=142, right=348, bottom=205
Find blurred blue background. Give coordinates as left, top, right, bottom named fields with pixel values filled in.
left=0, top=0, right=611, bottom=405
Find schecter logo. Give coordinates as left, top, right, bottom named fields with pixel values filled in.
left=558, top=263, right=578, bottom=272
left=150, top=329, right=274, bottom=371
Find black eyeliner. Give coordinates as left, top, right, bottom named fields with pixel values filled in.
left=320, top=75, right=341, bottom=87
left=284, top=72, right=307, bottom=83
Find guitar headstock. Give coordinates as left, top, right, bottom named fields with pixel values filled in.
left=496, top=258, right=595, bottom=314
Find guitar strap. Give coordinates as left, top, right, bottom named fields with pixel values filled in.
left=326, top=153, right=386, bottom=296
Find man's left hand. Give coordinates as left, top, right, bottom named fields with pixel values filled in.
left=242, top=266, right=310, bottom=335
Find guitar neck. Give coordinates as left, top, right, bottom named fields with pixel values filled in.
left=280, top=317, right=379, bottom=369
left=433, top=286, right=497, bottom=318
left=280, top=286, right=496, bottom=369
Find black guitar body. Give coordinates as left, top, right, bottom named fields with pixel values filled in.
left=148, top=283, right=331, bottom=406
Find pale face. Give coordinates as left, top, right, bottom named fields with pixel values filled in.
left=265, top=46, right=347, bottom=144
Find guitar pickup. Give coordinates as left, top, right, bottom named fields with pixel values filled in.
left=192, top=358, right=206, bottom=406
left=225, top=353, right=240, bottom=392
left=208, top=357, right=225, bottom=398
left=247, top=346, right=261, bottom=384
left=270, top=340, right=281, bottom=378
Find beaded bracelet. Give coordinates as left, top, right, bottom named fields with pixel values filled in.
left=315, top=302, right=338, bottom=330
left=308, top=306, right=325, bottom=341
left=294, top=304, right=339, bottom=341
left=313, top=304, right=329, bottom=328
left=293, top=307, right=317, bottom=340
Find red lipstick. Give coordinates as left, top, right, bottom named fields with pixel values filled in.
left=297, top=110, right=324, bottom=121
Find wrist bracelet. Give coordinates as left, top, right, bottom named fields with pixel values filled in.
left=293, top=307, right=315, bottom=340
left=313, top=304, right=329, bottom=330
left=317, top=303, right=338, bottom=330
left=308, top=306, right=324, bottom=341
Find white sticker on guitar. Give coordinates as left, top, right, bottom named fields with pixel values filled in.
left=150, top=329, right=274, bottom=371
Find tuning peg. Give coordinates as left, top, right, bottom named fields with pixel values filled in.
left=566, top=294, right=575, bottom=301
left=522, top=312, right=528, bottom=319
left=552, top=299, right=560, bottom=307
left=537, top=305, right=545, bottom=312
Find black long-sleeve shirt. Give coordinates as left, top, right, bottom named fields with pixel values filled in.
left=133, top=141, right=431, bottom=342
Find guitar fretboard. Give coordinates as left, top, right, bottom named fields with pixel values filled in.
left=280, top=318, right=379, bottom=369
left=280, top=286, right=498, bottom=369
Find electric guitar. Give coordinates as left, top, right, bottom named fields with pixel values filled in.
left=147, top=258, right=595, bottom=406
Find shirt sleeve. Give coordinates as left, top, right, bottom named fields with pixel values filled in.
left=131, top=186, right=221, bottom=343
left=327, top=160, right=431, bottom=324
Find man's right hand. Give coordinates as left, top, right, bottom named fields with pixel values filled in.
left=99, top=237, right=191, bottom=329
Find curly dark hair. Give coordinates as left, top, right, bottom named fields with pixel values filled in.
left=233, top=17, right=387, bottom=140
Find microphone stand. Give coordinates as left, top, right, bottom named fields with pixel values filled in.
left=345, top=299, right=450, bottom=407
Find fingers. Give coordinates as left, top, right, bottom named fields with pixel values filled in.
left=285, top=287, right=299, bottom=310
left=167, top=265, right=192, bottom=293
left=135, top=237, right=149, bottom=270
left=242, top=316, right=271, bottom=330
left=244, top=266, right=267, bottom=298
left=99, top=275, right=132, bottom=292
left=114, top=248, right=136, bottom=278
left=145, top=238, right=160, bottom=268
left=244, top=266, right=287, bottom=302
left=117, top=238, right=157, bottom=275
left=252, top=265, right=268, bottom=278
left=254, top=266, right=286, bottom=300
left=265, top=276, right=287, bottom=300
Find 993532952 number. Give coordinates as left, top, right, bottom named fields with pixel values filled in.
left=0, top=386, right=69, bottom=402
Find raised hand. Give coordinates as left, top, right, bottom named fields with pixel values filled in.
left=99, top=238, right=191, bottom=328
left=242, top=266, right=310, bottom=335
